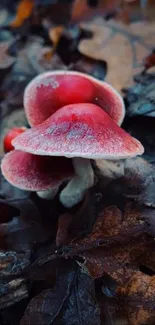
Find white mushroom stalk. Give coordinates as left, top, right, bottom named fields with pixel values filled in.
left=59, top=158, right=94, bottom=208
left=37, top=187, right=59, bottom=200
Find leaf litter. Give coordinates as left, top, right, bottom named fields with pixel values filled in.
left=0, top=1, right=155, bottom=325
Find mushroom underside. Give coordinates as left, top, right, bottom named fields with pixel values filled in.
left=1, top=150, right=74, bottom=195
left=24, top=70, right=125, bottom=127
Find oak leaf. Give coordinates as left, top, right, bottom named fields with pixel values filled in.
left=117, top=272, right=155, bottom=325
left=78, top=17, right=155, bottom=91
left=63, top=203, right=148, bottom=256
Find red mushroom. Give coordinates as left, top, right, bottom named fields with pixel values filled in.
left=12, top=103, right=144, bottom=208
left=1, top=150, right=74, bottom=199
left=3, top=127, right=27, bottom=153
left=24, top=70, right=125, bottom=127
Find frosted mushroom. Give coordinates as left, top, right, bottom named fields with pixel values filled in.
left=24, top=70, right=125, bottom=127
left=12, top=103, right=144, bottom=208
left=1, top=150, right=74, bottom=199
left=3, top=127, right=27, bottom=153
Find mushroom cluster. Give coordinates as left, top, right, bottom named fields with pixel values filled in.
left=1, top=71, right=144, bottom=208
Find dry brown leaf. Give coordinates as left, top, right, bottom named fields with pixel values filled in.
left=71, top=203, right=148, bottom=249
left=10, top=0, right=34, bottom=28
left=117, top=272, right=155, bottom=325
left=61, top=203, right=150, bottom=261
left=80, top=247, right=135, bottom=280
left=78, top=17, right=155, bottom=91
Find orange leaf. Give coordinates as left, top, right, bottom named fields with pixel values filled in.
left=49, top=25, right=64, bottom=45
left=48, top=25, right=64, bottom=55
left=11, top=0, right=34, bottom=28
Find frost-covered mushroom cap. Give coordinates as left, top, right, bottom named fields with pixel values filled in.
left=24, top=70, right=125, bottom=127
left=13, top=103, right=144, bottom=160
left=1, top=150, right=74, bottom=191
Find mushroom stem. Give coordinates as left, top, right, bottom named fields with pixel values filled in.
left=37, top=187, right=58, bottom=200
left=59, top=157, right=94, bottom=208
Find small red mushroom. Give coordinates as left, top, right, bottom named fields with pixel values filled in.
left=24, top=70, right=125, bottom=127
left=3, top=127, right=27, bottom=153
left=1, top=150, right=74, bottom=199
left=12, top=103, right=144, bottom=208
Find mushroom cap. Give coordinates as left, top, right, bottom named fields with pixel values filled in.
left=1, top=150, right=74, bottom=191
left=24, top=70, right=125, bottom=127
left=13, top=103, right=144, bottom=160
left=3, top=127, right=27, bottom=153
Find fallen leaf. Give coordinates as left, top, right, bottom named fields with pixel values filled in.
left=144, top=50, right=155, bottom=70
left=94, top=159, right=124, bottom=188
left=117, top=272, right=155, bottom=325
left=59, top=270, right=100, bottom=325
left=58, top=203, right=155, bottom=286
left=56, top=213, right=72, bottom=247
left=12, top=36, right=43, bottom=76
left=80, top=247, right=136, bottom=280
left=21, top=263, right=76, bottom=325
left=55, top=23, right=92, bottom=65
left=79, top=226, right=153, bottom=280
left=0, top=278, right=28, bottom=310
left=0, top=201, right=16, bottom=223
left=21, top=263, right=100, bottom=325
left=61, top=203, right=148, bottom=257
left=28, top=44, right=65, bottom=73
left=0, top=250, right=30, bottom=278
left=122, top=115, right=155, bottom=161
left=49, top=25, right=64, bottom=50
left=0, top=8, right=14, bottom=27
left=122, top=157, right=155, bottom=207
left=0, top=214, right=51, bottom=251
left=70, top=55, right=106, bottom=80
left=0, top=41, right=15, bottom=72
left=0, top=249, right=29, bottom=309
left=11, top=0, right=34, bottom=28
left=72, top=0, right=121, bottom=22
left=124, top=71, right=155, bottom=117
left=78, top=17, right=155, bottom=91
